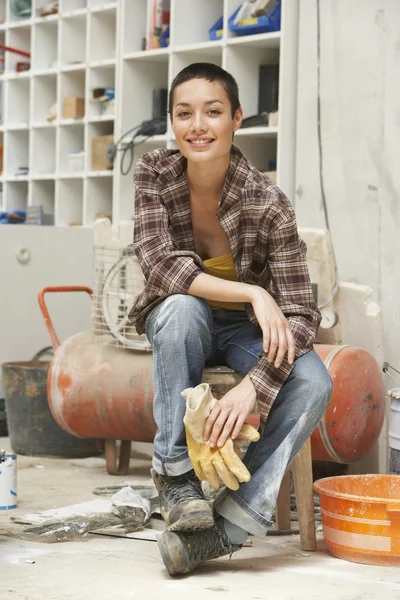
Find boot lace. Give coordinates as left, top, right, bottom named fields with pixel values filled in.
left=164, top=471, right=204, bottom=505
left=189, top=526, right=233, bottom=563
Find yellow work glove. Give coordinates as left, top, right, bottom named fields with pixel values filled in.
left=181, top=383, right=260, bottom=491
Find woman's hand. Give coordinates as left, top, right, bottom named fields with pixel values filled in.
left=203, top=375, right=257, bottom=448
left=248, top=286, right=296, bottom=368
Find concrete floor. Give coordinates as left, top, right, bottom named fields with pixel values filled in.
left=1, top=437, right=399, bottom=600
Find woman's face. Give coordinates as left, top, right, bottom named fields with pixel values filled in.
left=170, top=78, right=242, bottom=165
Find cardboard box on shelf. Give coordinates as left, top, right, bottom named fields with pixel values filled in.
left=91, top=135, right=113, bottom=171
left=63, top=97, right=85, bottom=119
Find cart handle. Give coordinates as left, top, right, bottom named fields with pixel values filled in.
left=37, top=286, right=93, bottom=351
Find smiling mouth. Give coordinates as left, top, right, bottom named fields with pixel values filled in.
left=186, top=138, right=215, bottom=146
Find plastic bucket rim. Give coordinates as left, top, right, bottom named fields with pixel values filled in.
left=313, top=474, right=400, bottom=505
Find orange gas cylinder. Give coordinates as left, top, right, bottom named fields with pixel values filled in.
left=311, top=344, right=385, bottom=463
left=39, top=288, right=386, bottom=472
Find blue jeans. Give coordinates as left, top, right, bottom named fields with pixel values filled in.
left=145, top=295, right=332, bottom=537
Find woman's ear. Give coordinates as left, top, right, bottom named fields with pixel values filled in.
left=233, top=107, right=243, bottom=133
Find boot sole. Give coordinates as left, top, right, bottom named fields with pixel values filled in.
left=167, top=509, right=214, bottom=532
left=157, top=531, right=190, bottom=576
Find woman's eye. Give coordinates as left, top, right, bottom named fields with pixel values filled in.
left=208, top=109, right=221, bottom=115
left=177, top=111, right=190, bottom=117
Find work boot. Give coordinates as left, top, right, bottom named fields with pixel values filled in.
left=157, top=524, right=242, bottom=576
left=151, top=469, right=214, bottom=532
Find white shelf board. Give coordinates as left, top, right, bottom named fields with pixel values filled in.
left=32, top=68, right=58, bottom=77
left=59, top=118, right=85, bottom=126
left=91, top=3, right=117, bottom=14
left=235, top=126, right=279, bottom=138
left=61, top=63, right=87, bottom=72
left=35, top=14, right=60, bottom=25
left=227, top=31, right=281, bottom=49
left=61, top=9, right=88, bottom=19
left=124, top=48, right=170, bottom=62
left=8, top=19, right=33, bottom=30
left=7, top=123, right=29, bottom=131
left=88, top=115, right=115, bottom=123
left=88, top=170, right=113, bottom=177
left=31, top=173, right=56, bottom=180
left=7, top=71, right=31, bottom=80
left=89, top=59, right=116, bottom=68
left=174, top=41, right=224, bottom=55
left=59, top=172, right=85, bottom=179
left=33, top=121, right=57, bottom=129
left=6, top=175, right=30, bottom=182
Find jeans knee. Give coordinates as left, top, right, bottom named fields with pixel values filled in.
left=293, top=351, right=333, bottom=415
left=147, top=294, right=213, bottom=351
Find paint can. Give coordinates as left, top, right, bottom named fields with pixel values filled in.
left=0, top=453, right=17, bottom=509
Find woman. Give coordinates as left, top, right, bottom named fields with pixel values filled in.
left=129, top=63, right=332, bottom=576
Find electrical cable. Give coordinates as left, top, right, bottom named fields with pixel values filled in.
left=108, top=118, right=167, bottom=176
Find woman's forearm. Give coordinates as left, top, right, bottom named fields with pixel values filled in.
left=188, top=272, right=256, bottom=303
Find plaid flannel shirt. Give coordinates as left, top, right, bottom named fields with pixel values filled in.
left=129, top=145, right=321, bottom=425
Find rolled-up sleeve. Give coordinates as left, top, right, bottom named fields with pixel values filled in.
left=133, top=158, right=204, bottom=295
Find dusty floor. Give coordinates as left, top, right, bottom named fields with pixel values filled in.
left=1, top=437, right=399, bottom=600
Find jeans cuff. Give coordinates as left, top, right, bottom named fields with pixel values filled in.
left=215, top=493, right=273, bottom=538
left=152, top=454, right=194, bottom=477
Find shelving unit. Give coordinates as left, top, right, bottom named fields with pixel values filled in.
left=0, top=0, right=298, bottom=226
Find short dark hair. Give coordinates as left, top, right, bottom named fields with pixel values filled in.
left=169, top=63, right=241, bottom=118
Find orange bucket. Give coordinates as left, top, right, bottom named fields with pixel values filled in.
left=313, top=475, right=400, bottom=566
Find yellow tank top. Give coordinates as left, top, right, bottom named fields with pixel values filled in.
left=203, top=253, right=245, bottom=311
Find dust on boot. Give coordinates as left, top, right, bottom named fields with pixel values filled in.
left=152, top=469, right=214, bottom=532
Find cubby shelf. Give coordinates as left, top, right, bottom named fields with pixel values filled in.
left=0, top=0, right=298, bottom=226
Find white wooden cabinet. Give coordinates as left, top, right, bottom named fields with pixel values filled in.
left=0, top=0, right=299, bottom=226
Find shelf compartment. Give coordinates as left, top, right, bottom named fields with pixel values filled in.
left=30, top=178, right=55, bottom=216
left=60, top=69, right=86, bottom=119
left=5, top=77, right=30, bottom=125
left=85, top=175, right=112, bottom=224
left=233, top=135, right=276, bottom=173
left=33, top=19, right=58, bottom=71
left=87, top=121, right=113, bottom=172
left=31, top=127, right=56, bottom=176
left=87, top=64, right=115, bottom=119
left=6, top=26, right=31, bottom=73
left=120, top=57, right=168, bottom=132
left=225, top=44, right=279, bottom=119
left=89, top=7, right=116, bottom=62
left=56, top=178, right=84, bottom=226
left=59, top=122, right=85, bottom=173
left=6, top=181, right=28, bottom=211
left=60, top=0, right=88, bottom=13
left=60, top=13, right=87, bottom=67
left=5, top=129, right=29, bottom=177
left=172, top=0, right=223, bottom=47
left=32, top=73, right=57, bottom=123
left=122, top=0, right=147, bottom=55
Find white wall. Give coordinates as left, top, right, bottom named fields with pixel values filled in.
left=0, top=226, right=93, bottom=398
left=295, top=0, right=400, bottom=383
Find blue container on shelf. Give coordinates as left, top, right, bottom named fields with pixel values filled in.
left=229, top=1, right=281, bottom=36
left=160, top=26, right=170, bottom=48
left=209, top=16, right=224, bottom=41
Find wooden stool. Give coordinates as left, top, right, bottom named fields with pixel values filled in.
left=203, top=366, right=316, bottom=552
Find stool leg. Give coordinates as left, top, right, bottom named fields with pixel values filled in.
left=275, top=471, right=291, bottom=531
left=292, top=437, right=316, bottom=551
